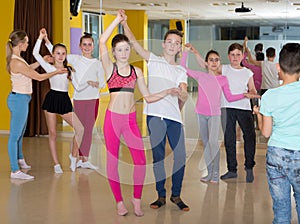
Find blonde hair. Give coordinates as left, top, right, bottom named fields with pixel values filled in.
left=6, top=30, right=27, bottom=73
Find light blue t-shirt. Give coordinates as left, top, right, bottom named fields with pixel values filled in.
left=260, top=81, right=300, bottom=150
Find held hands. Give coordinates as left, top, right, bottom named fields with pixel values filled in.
left=166, top=87, right=181, bottom=96
left=87, top=81, right=99, bottom=88
left=55, top=67, right=68, bottom=75
left=39, top=28, right=47, bottom=40
left=252, top=105, right=260, bottom=115
left=243, top=92, right=261, bottom=99
left=184, top=43, right=199, bottom=55
left=117, top=9, right=127, bottom=24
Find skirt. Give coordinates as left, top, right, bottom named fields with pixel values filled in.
left=42, top=89, right=73, bottom=115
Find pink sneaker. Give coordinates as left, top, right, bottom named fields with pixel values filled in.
left=131, top=198, right=144, bottom=217
left=117, top=201, right=128, bottom=216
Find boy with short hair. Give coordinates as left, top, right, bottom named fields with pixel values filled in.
left=253, top=43, right=300, bottom=224
left=220, top=43, right=257, bottom=183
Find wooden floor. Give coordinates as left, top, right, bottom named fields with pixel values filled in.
left=0, top=133, right=298, bottom=224
left=0, top=93, right=298, bottom=224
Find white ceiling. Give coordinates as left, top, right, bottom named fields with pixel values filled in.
left=81, top=0, right=300, bottom=26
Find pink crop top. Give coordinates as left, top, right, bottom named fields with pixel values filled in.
left=107, top=63, right=137, bottom=93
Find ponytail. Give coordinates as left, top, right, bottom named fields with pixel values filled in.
left=6, top=30, right=27, bottom=73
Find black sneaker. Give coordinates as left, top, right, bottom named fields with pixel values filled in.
left=220, top=171, right=237, bottom=180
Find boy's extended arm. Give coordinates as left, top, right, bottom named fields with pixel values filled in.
left=122, top=21, right=150, bottom=61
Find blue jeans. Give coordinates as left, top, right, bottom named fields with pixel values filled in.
left=7, top=92, right=31, bottom=172
left=266, top=146, right=300, bottom=224
left=147, top=116, right=186, bottom=198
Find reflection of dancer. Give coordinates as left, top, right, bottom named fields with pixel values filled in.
left=6, top=30, right=66, bottom=180
left=44, top=31, right=105, bottom=170
left=122, top=12, right=190, bottom=211
left=181, top=44, right=259, bottom=183
left=253, top=43, right=300, bottom=224
left=99, top=10, right=178, bottom=216
left=33, top=29, right=84, bottom=173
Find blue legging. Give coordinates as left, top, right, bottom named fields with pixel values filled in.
left=7, top=92, right=31, bottom=172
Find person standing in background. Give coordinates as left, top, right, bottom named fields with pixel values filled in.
left=44, top=30, right=106, bottom=170
left=261, top=47, right=280, bottom=95
left=33, top=29, right=84, bottom=174
left=180, top=44, right=259, bottom=184
left=242, top=36, right=264, bottom=93
left=6, top=30, right=66, bottom=180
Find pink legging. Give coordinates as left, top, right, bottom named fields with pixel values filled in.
left=103, top=109, right=146, bottom=202
left=74, top=99, right=99, bottom=157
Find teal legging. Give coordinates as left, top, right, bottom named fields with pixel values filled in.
left=7, top=92, right=31, bottom=172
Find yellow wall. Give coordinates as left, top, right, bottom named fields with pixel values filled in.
left=0, top=1, right=15, bottom=131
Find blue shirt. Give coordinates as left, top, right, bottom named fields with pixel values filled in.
left=260, top=81, right=300, bottom=150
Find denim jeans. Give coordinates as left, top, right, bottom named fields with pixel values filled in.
left=7, top=92, right=31, bottom=172
left=221, top=108, right=256, bottom=172
left=147, top=116, right=186, bottom=197
left=266, top=146, right=300, bottom=224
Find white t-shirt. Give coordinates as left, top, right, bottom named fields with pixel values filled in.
left=45, top=43, right=105, bottom=100
left=261, top=60, right=280, bottom=89
left=221, top=64, right=253, bottom=110
left=144, top=53, right=187, bottom=124
left=68, top=55, right=105, bottom=100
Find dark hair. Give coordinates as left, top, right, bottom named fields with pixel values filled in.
left=254, top=43, right=263, bottom=53
left=6, top=30, right=28, bottom=73
left=279, top=43, right=300, bottom=75
left=266, top=47, right=275, bottom=58
left=227, top=43, right=243, bottom=54
left=205, top=50, right=220, bottom=62
left=52, top=43, right=73, bottom=80
left=163, top=29, right=183, bottom=42
left=80, top=32, right=94, bottom=45
left=256, top=52, right=265, bottom=61
left=111, top=34, right=130, bottom=49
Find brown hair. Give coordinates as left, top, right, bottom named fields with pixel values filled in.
left=227, top=43, right=243, bottom=54
left=80, top=32, right=94, bottom=45
left=6, top=30, right=27, bottom=73
left=52, top=43, right=73, bottom=80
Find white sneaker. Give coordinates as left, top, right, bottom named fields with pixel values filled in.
left=76, top=160, right=83, bottom=168
left=81, top=161, right=98, bottom=170
left=54, top=164, right=63, bottom=174
left=18, top=159, right=31, bottom=169
left=11, top=171, right=34, bottom=180
left=69, top=154, right=77, bottom=172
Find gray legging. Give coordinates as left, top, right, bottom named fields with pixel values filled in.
left=198, top=114, right=221, bottom=175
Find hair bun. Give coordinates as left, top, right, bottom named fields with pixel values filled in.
left=83, top=32, right=92, bottom=37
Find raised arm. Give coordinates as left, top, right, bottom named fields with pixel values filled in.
left=184, top=43, right=207, bottom=69
left=180, top=50, right=208, bottom=79
left=121, top=11, right=150, bottom=61
left=32, top=29, right=56, bottom=73
left=99, top=10, right=124, bottom=76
